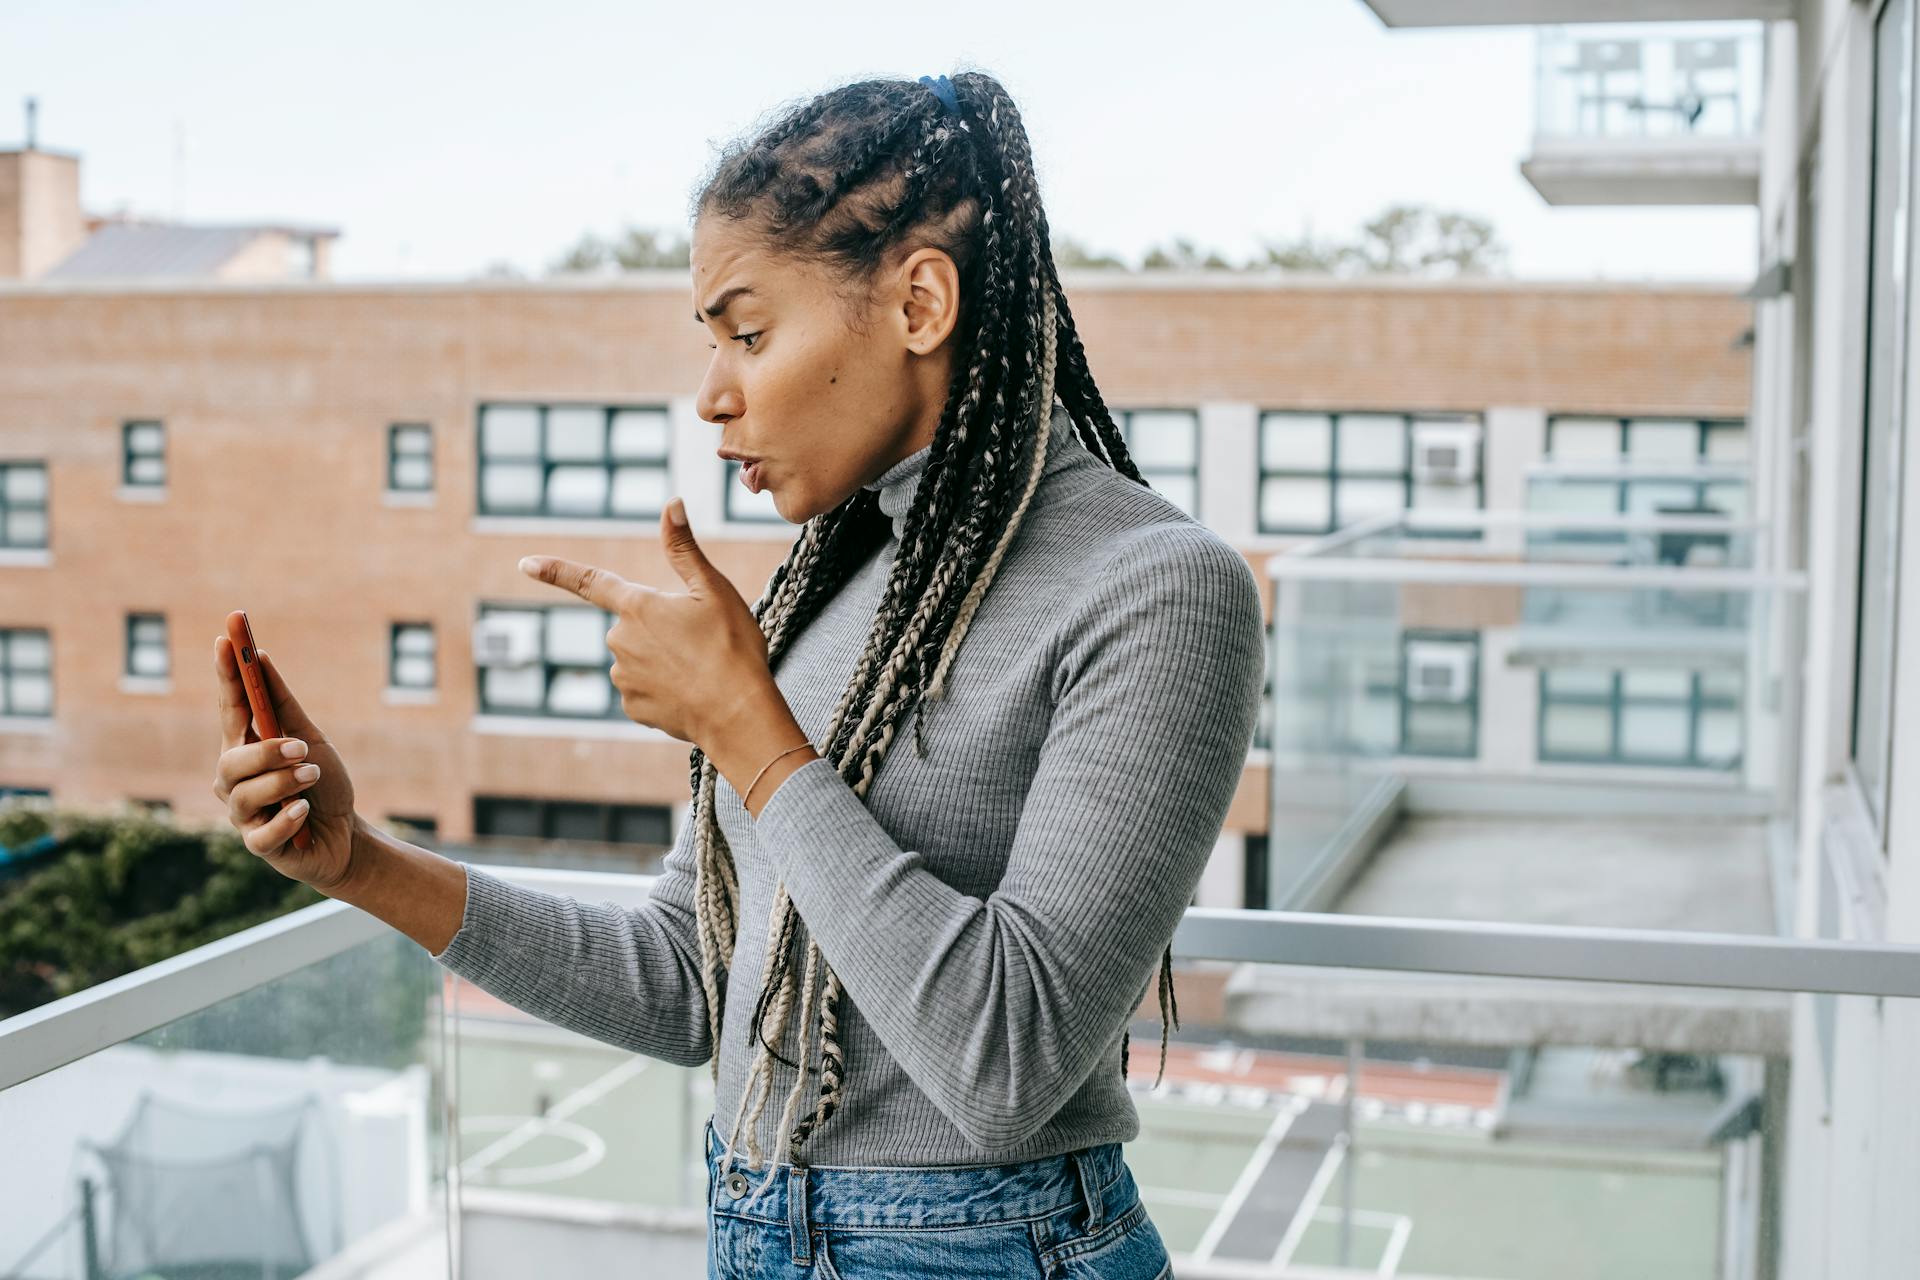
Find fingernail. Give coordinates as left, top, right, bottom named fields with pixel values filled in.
left=519, top=556, right=538, bottom=574
left=287, top=799, right=310, bottom=817
left=668, top=498, right=689, bottom=529
left=293, top=763, right=320, bottom=783
left=281, top=740, right=307, bottom=759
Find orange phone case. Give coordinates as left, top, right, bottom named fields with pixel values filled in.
left=225, top=610, right=313, bottom=850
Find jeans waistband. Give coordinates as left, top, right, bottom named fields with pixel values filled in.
left=703, top=1115, right=1128, bottom=1230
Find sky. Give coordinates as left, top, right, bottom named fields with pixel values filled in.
left=1, top=0, right=1761, bottom=283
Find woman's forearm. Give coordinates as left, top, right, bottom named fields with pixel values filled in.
left=331, top=813, right=469, bottom=956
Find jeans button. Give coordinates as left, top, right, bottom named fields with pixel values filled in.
left=725, top=1170, right=750, bottom=1198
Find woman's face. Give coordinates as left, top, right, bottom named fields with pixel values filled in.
left=691, top=215, right=959, bottom=525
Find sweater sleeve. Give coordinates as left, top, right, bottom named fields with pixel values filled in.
left=752, top=523, right=1267, bottom=1150
left=428, top=799, right=714, bottom=1068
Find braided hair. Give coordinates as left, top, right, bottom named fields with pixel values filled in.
left=688, top=69, right=1182, bottom=1177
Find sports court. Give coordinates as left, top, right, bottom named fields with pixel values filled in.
left=448, top=981, right=1721, bottom=1278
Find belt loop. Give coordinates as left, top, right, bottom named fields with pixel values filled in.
left=1071, top=1149, right=1105, bottom=1234
left=788, top=1163, right=813, bottom=1264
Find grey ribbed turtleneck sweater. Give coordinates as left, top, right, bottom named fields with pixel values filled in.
left=432, top=402, right=1266, bottom=1167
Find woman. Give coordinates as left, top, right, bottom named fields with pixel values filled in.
left=212, top=69, right=1264, bottom=1279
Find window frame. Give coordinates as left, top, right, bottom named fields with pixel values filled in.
left=1255, top=409, right=1485, bottom=537
left=124, top=612, right=169, bottom=680
left=1396, top=628, right=1482, bottom=759
left=1114, top=407, right=1202, bottom=521
left=389, top=621, right=438, bottom=691
left=1541, top=415, right=1750, bottom=531
left=1537, top=667, right=1744, bottom=770
left=471, top=794, right=673, bottom=847
left=0, top=461, right=49, bottom=550
left=122, top=420, right=166, bottom=488
left=0, top=628, right=53, bottom=718
left=474, top=601, right=624, bottom=720
left=474, top=401, right=671, bottom=520
left=387, top=422, right=435, bottom=493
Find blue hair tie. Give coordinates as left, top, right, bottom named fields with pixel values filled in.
left=917, top=74, right=960, bottom=116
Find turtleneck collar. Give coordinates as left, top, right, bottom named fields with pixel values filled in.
left=862, top=400, right=1079, bottom=541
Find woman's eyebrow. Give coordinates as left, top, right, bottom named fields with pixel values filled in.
left=696, top=285, right=757, bottom=322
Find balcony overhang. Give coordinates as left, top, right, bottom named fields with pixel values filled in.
left=1358, top=0, right=1792, bottom=26
left=1522, top=135, right=1762, bottom=205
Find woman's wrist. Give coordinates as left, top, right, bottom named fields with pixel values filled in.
left=704, top=681, right=820, bottom=819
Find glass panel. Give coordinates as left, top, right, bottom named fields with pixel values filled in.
left=391, top=457, right=432, bottom=490
left=6, top=673, right=51, bottom=713
left=391, top=425, right=431, bottom=456
left=0, top=934, right=451, bottom=1280
left=393, top=655, right=434, bottom=688
left=1542, top=703, right=1613, bottom=755
left=477, top=798, right=541, bottom=837
left=1404, top=702, right=1474, bottom=755
left=1336, top=415, right=1406, bottom=470
left=395, top=626, right=434, bottom=655
left=1125, top=411, right=1197, bottom=468
left=1620, top=704, right=1692, bottom=760
left=126, top=423, right=164, bottom=453
left=548, top=803, right=605, bottom=842
left=547, top=466, right=609, bottom=516
left=480, top=405, right=539, bottom=457
left=1548, top=418, right=1620, bottom=460
left=1530, top=479, right=1620, bottom=514
left=1624, top=419, right=1702, bottom=463
left=545, top=608, right=607, bottom=665
left=8, top=631, right=49, bottom=668
left=129, top=645, right=168, bottom=677
left=546, top=407, right=606, bottom=461
left=482, top=664, right=545, bottom=709
left=1261, top=413, right=1332, bottom=470
left=126, top=456, right=165, bottom=485
left=1335, top=478, right=1405, bottom=526
left=4, top=465, right=47, bottom=502
left=1261, top=477, right=1332, bottom=530
left=610, top=409, right=670, bottom=459
left=1703, top=424, right=1749, bottom=462
left=1703, top=481, right=1749, bottom=518
left=1622, top=669, right=1692, bottom=700
left=1152, top=474, right=1198, bottom=519
left=1625, top=482, right=1706, bottom=515
left=1545, top=668, right=1613, bottom=697
left=548, top=669, right=613, bottom=715
left=611, top=465, right=667, bottom=516
left=480, top=463, right=542, bottom=511
left=1698, top=708, right=1743, bottom=764
left=1411, top=482, right=1478, bottom=511
left=4, top=510, right=47, bottom=545
left=612, top=806, right=672, bottom=846
left=1701, top=670, right=1742, bottom=700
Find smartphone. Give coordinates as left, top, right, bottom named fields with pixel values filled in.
left=225, top=610, right=313, bottom=850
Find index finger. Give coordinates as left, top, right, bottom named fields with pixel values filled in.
left=519, top=555, right=640, bottom=612
left=213, top=635, right=260, bottom=751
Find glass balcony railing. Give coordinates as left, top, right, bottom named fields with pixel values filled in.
left=1534, top=22, right=1765, bottom=143
left=1266, top=510, right=1799, bottom=934
left=5, top=866, right=1918, bottom=1280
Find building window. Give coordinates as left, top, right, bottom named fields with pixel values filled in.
left=123, top=421, right=166, bottom=487
left=474, top=603, right=623, bottom=719
left=0, top=629, right=52, bottom=717
left=476, top=403, right=670, bottom=518
left=723, top=458, right=787, bottom=524
left=0, top=786, right=52, bottom=809
left=1257, top=411, right=1483, bottom=535
left=389, top=815, right=439, bottom=846
left=388, top=423, right=434, bottom=492
left=389, top=622, right=436, bottom=690
left=1116, top=409, right=1200, bottom=520
left=473, top=796, right=672, bottom=847
left=1243, top=833, right=1269, bottom=911
left=1538, top=667, right=1742, bottom=770
left=131, top=798, right=173, bottom=821
left=125, top=613, right=168, bottom=679
left=1319, top=629, right=1480, bottom=759
left=0, top=462, right=48, bottom=549
left=1854, top=0, right=1913, bottom=838
left=1540, top=416, right=1748, bottom=521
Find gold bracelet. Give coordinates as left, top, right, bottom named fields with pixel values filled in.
left=743, top=741, right=817, bottom=811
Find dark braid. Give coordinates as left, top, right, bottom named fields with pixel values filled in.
left=686, top=70, right=1182, bottom=1176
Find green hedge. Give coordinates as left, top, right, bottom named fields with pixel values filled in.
left=0, top=809, right=442, bottom=1075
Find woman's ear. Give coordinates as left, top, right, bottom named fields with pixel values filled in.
left=899, top=247, right=960, bottom=356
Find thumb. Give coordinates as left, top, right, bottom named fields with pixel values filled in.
left=660, top=498, right=716, bottom=591
left=255, top=649, right=323, bottom=741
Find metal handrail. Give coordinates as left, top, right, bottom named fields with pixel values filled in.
left=5, top=862, right=1918, bottom=1096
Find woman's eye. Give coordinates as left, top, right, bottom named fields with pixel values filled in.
left=733, top=331, right=762, bottom=350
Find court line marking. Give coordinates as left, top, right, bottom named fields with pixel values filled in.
left=1188, top=1094, right=1310, bottom=1264
left=460, top=1053, right=652, bottom=1179
left=1271, top=1134, right=1346, bottom=1271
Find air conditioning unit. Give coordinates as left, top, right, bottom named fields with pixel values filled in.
left=1404, top=641, right=1473, bottom=703
left=471, top=613, right=542, bottom=667
left=1410, top=420, right=1482, bottom=484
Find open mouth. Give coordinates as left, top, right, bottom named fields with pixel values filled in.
left=742, top=461, right=766, bottom=493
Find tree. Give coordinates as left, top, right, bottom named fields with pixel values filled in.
left=1140, top=237, right=1238, bottom=271
left=1052, top=235, right=1128, bottom=270
left=548, top=226, right=691, bottom=275
left=1260, top=203, right=1507, bottom=278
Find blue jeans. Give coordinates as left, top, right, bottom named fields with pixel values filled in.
left=703, top=1117, right=1174, bottom=1278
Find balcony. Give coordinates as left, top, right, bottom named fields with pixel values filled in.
left=4, top=863, right=1917, bottom=1279
left=1520, top=23, right=1765, bottom=206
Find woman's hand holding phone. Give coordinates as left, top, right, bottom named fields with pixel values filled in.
left=212, top=616, right=358, bottom=893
